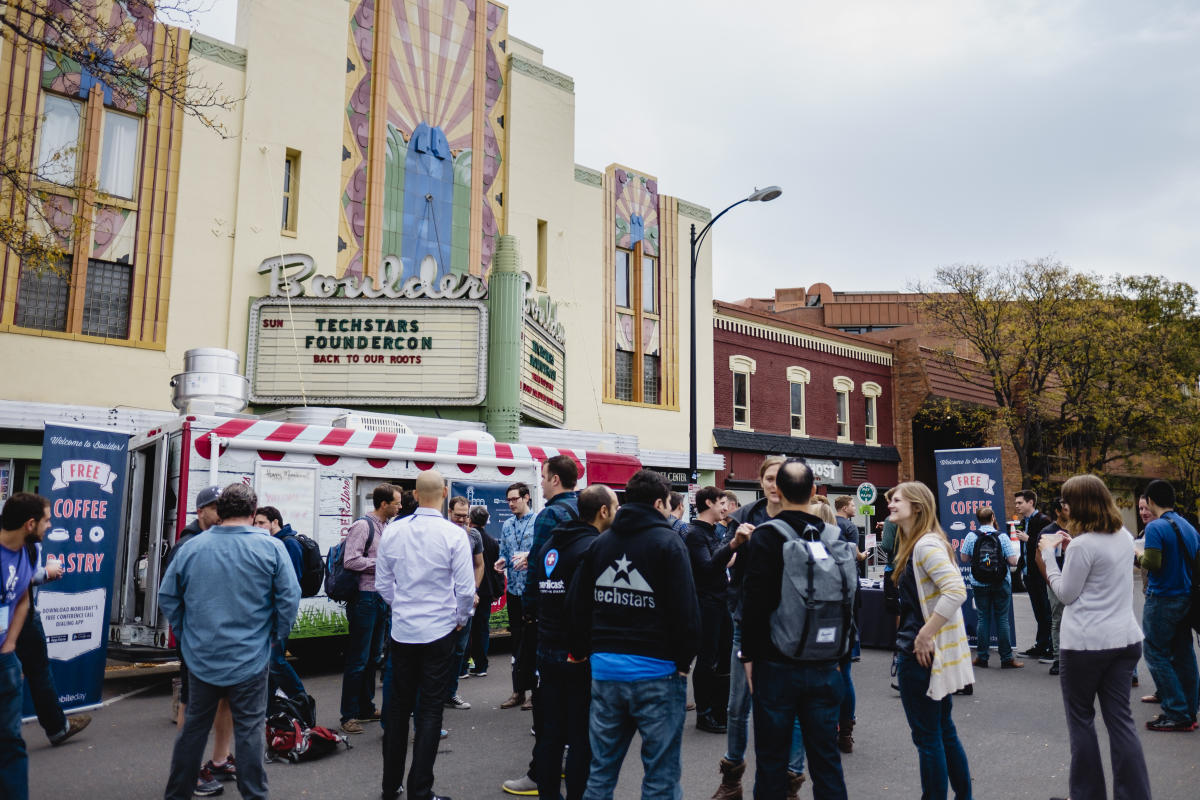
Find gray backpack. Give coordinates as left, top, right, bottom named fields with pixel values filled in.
left=765, top=519, right=857, bottom=662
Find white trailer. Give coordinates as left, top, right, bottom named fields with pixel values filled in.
left=109, top=413, right=640, bottom=658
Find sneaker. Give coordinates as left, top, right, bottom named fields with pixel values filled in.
left=502, top=774, right=539, bottom=795
left=1048, top=660, right=1060, bottom=676
left=341, top=719, right=364, bottom=734
left=204, top=756, right=237, bottom=782
left=445, top=694, right=471, bottom=710
left=1146, top=714, right=1195, bottom=732
left=1001, top=659, right=1025, bottom=669
left=1020, top=646, right=1046, bottom=658
left=459, top=671, right=471, bottom=680
left=195, top=766, right=224, bottom=796
left=469, top=669, right=488, bottom=677
left=49, top=714, right=91, bottom=746
left=1038, top=655, right=1055, bottom=665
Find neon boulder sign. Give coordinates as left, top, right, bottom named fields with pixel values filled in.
left=258, top=253, right=487, bottom=301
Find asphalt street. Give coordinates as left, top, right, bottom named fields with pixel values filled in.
left=26, top=585, right=1200, bottom=799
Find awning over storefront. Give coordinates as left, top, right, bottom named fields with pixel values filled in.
left=712, top=428, right=902, bottom=463
left=584, top=452, right=643, bottom=488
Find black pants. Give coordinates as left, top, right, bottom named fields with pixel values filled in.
left=14, top=610, right=67, bottom=741
left=381, top=631, right=457, bottom=800
left=507, top=593, right=537, bottom=693
left=469, top=603, right=492, bottom=673
left=693, top=598, right=732, bottom=720
left=533, top=653, right=591, bottom=800
left=1026, top=573, right=1053, bottom=652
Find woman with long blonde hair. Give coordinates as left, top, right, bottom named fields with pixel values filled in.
left=1036, top=474, right=1149, bottom=800
left=888, top=481, right=974, bottom=800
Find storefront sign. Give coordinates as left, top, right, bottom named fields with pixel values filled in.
left=247, top=297, right=487, bottom=405
left=258, top=253, right=488, bottom=301
left=521, top=319, right=566, bottom=427
left=31, top=424, right=128, bottom=714
left=808, top=459, right=843, bottom=485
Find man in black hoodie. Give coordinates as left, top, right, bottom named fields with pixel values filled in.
left=568, top=470, right=700, bottom=800
left=527, top=485, right=617, bottom=800
left=740, top=459, right=850, bottom=800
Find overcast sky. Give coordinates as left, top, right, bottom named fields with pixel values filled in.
left=192, top=0, right=1200, bottom=301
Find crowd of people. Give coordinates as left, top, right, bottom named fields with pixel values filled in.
left=1, top=458, right=1196, bottom=800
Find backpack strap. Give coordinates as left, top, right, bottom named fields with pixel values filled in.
left=1165, top=516, right=1196, bottom=582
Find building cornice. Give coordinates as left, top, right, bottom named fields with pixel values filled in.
left=190, top=33, right=247, bottom=71
left=715, top=307, right=893, bottom=366
left=510, top=54, right=574, bottom=93
left=676, top=199, right=712, bottom=222
left=573, top=165, right=603, bottom=187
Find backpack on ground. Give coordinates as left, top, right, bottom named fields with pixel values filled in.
left=764, top=519, right=857, bottom=662
left=324, top=515, right=379, bottom=602
left=266, top=692, right=349, bottom=763
left=286, top=533, right=325, bottom=597
left=970, top=530, right=1008, bottom=585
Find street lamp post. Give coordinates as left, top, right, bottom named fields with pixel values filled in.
left=689, top=186, right=782, bottom=487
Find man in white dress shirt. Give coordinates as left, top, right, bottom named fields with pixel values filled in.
left=377, top=470, right=475, bottom=800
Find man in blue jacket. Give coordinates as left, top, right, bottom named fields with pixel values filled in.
left=160, top=483, right=300, bottom=800
left=253, top=506, right=308, bottom=701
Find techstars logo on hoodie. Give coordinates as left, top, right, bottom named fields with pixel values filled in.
left=594, top=554, right=656, bottom=608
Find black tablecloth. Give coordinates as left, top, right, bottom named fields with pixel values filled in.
left=857, top=586, right=895, bottom=649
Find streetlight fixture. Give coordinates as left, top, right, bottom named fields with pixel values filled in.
left=689, top=185, right=782, bottom=486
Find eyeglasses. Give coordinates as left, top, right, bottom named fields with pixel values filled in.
left=506, top=496, right=522, bottom=503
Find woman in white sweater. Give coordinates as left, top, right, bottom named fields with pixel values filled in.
left=889, top=481, right=974, bottom=800
left=1037, top=474, right=1150, bottom=800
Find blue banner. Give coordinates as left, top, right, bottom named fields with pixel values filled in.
left=933, top=446, right=1013, bottom=648
left=449, top=480, right=514, bottom=542
left=27, top=424, right=128, bottom=714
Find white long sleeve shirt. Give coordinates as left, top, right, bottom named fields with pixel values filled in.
left=1043, top=528, right=1143, bottom=652
left=376, top=507, right=475, bottom=644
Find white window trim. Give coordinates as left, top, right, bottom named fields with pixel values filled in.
left=834, top=375, right=853, bottom=443
left=786, top=366, right=810, bottom=437
left=862, top=380, right=881, bottom=446
left=730, top=355, right=756, bottom=431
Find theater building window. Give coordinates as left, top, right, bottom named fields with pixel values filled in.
left=604, top=166, right=678, bottom=408
left=834, top=375, right=855, bottom=443
left=862, top=381, right=882, bottom=445
left=1, top=11, right=189, bottom=349
left=730, top=355, right=756, bottom=431
left=787, top=366, right=810, bottom=437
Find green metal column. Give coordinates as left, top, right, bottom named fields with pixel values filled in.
left=486, top=234, right=523, bottom=443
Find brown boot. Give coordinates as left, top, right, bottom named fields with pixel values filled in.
left=786, top=771, right=806, bottom=800
left=838, top=718, right=855, bottom=753
left=711, top=757, right=745, bottom=800
left=500, top=691, right=525, bottom=709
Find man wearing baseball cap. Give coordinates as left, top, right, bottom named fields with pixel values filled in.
left=166, top=486, right=235, bottom=796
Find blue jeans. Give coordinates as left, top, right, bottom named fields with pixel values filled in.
left=750, top=659, right=845, bottom=800
left=1143, top=593, right=1199, bottom=723
left=0, top=651, right=28, bottom=800
left=585, top=673, right=686, bottom=800
left=165, top=668, right=269, bottom=800
left=341, top=590, right=390, bottom=723
left=971, top=583, right=1014, bottom=663
left=16, top=610, right=68, bottom=741
left=896, top=652, right=972, bottom=800
left=268, top=638, right=304, bottom=698
left=726, top=624, right=805, bottom=774
left=839, top=658, right=856, bottom=724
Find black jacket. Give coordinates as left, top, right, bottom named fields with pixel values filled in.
left=685, top=520, right=736, bottom=604
left=1023, top=510, right=1053, bottom=584
left=567, top=503, right=701, bottom=672
left=530, top=519, right=599, bottom=652
left=726, top=497, right=774, bottom=621
left=740, top=508, right=854, bottom=665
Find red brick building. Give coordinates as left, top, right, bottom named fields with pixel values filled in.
left=712, top=301, right=900, bottom=515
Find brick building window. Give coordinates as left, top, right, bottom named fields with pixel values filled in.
left=730, top=355, right=756, bottom=430
left=786, top=366, right=811, bottom=436
left=833, top=376, right=855, bottom=443
left=862, top=381, right=882, bottom=445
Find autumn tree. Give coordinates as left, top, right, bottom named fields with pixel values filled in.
left=0, top=0, right=236, bottom=274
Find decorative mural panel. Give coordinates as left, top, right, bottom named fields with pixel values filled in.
left=613, top=166, right=659, bottom=257
left=615, top=313, right=633, bottom=352
left=642, top=318, right=660, bottom=356
left=92, top=206, right=136, bottom=263
left=39, top=0, right=154, bottom=113
left=338, top=0, right=508, bottom=282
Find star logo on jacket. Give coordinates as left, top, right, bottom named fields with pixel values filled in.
left=594, top=554, right=655, bottom=609
left=544, top=549, right=559, bottom=576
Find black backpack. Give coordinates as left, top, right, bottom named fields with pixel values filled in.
left=1165, top=517, right=1200, bottom=635
left=479, top=529, right=504, bottom=600
left=286, top=533, right=326, bottom=598
left=970, top=530, right=1007, bottom=585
